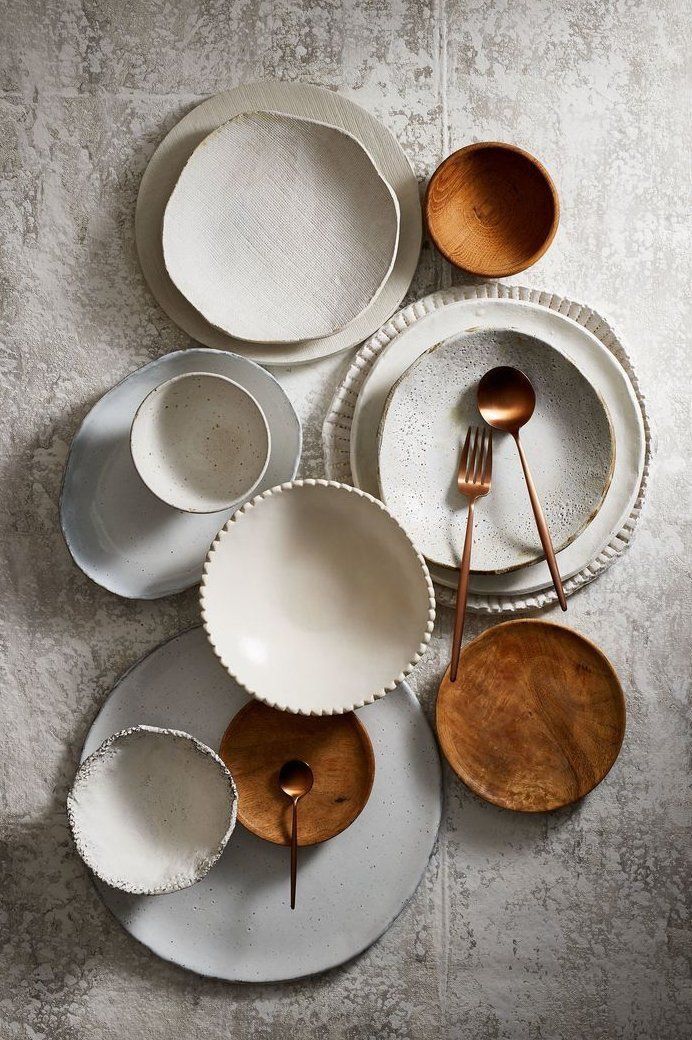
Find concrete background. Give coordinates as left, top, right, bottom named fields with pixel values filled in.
left=1, top=1, right=690, bottom=1037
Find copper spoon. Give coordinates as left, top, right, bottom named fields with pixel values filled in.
left=279, top=759, right=314, bottom=909
left=477, top=366, right=567, bottom=610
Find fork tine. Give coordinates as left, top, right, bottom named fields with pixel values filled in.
left=459, top=427, right=471, bottom=477
left=474, top=428, right=488, bottom=483
left=466, top=426, right=480, bottom=482
left=482, top=428, right=493, bottom=485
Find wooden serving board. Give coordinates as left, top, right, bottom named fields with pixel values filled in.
left=219, top=701, right=375, bottom=846
left=436, top=620, right=626, bottom=812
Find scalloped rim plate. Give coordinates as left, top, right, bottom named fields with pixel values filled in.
left=323, top=285, right=650, bottom=613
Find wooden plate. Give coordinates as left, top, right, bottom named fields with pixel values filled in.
left=436, top=621, right=625, bottom=812
left=219, top=701, right=375, bottom=845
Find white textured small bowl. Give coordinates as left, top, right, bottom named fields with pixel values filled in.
left=130, top=372, right=270, bottom=513
left=200, top=479, right=435, bottom=715
left=67, top=726, right=238, bottom=895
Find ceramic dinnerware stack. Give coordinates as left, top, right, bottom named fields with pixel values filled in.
left=60, top=79, right=651, bottom=983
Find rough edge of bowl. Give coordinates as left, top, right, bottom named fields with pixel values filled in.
left=375, top=335, right=616, bottom=575
left=162, top=111, right=402, bottom=345
left=424, top=142, right=560, bottom=278
left=434, top=618, right=627, bottom=813
left=66, top=724, right=239, bottom=895
left=321, top=283, right=652, bottom=614
left=199, top=478, right=436, bottom=716
left=128, top=370, right=272, bottom=514
left=58, top=348, right=303, bottom=601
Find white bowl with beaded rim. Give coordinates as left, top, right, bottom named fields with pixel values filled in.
left=200, top=479, right=435, bottom=715
left=67, top=725, right=238, bottom=894
left=130, top=371, right=271, bottom=514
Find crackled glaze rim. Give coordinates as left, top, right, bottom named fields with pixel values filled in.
left=200, top=479, right=436, bottom=715
left=67, top=725, right=238, bottom=895
left=322, top=284, right=652, bottom=614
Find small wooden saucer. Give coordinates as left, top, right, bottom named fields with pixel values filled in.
left=424, top=142, right=559, bottom=277
left=436, top=620, right=625, bottom=812
left=219, top=701, right=375, bottom=846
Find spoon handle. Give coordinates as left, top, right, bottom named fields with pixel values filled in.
left=514, top=434, right=567, bottom=611
left=290, top=797, right=298, bottom=910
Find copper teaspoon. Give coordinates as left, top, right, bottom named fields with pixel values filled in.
left=477, top=366, right=567, bottom=610
left=279, top=759, right=314, bottom=909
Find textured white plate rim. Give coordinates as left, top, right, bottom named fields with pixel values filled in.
left=67, top=723, right=238, bottom=895
left=59, top=348, right=302, bottom=600
left=129, top=370, right=272, bottom=513
left=323, top=285, right=652, bottom=613
left=135, top=80, right=422, bottom=366
left=81, top=625, right=443, bottom=983
left=161, top=110, right=401, bottom=344
left=375, top=335, right=616, bottom=574
left=200, top=478, right=436, bottom=715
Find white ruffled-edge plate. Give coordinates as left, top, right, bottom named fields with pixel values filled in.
left=80, top=626, right=442, bottom=982
left=323, top=285, right=651, bottom=613
left=60, top=349, right=301, bottom=600
left=136, top=80, right=421, bottom=366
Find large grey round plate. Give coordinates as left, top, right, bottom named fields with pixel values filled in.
left=60, top=350, right=301, bottom=599
left=81, top=627, right=442, bottom=982
left=377, top=330, right=614, bottom=573
left=136, top=80, right=421, bottom=366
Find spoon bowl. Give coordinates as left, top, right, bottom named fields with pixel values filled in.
left=477, top=365, right=536, bottom=433
left=476, top=365, right=567, bottom=610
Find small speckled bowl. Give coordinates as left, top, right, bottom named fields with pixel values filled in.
left=67, top=725, right=238, bottom=895
left=130, top=372, right=270, bottom=513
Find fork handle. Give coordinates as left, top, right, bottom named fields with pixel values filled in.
left=450, top=499, right=475, bottom=682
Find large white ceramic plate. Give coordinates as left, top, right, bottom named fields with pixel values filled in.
left=378, top=329, right=614, bottom=573
left=81, top=626, right=442, bottom=982
left=136, top=80, right=421, bottom=366
left=323, top=286, right=650, bottom=612
left=60, top=349, right=301, bottom=599
left=200, top=480, right=435, bottom=715
left=163, top=112, right=400, bottom=343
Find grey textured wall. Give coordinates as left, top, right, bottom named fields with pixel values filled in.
left=1, top=1, right=690, bottom=1038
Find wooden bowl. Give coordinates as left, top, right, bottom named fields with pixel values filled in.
left=424, top=142, right=559, bottom=277
left=219, top=701, right=375, bottom=846
left=436, top=620, right=625, bottom=812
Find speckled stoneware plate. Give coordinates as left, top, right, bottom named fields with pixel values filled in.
left=377, top=330, right=614, bottom=573
left=323, top=286, right=650, bottom=612
left=163, top=111, right=400, bottom=343
left=135, top=80, right=421, bottom=365
left=80, top=626, right=442, bottom=983
left=60, top=349, right=301, bottom=599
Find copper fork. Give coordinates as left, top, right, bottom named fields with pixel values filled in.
left=450, top=426, right=492, bottom=682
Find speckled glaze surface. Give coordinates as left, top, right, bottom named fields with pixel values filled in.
left=200, top=480, right=435, bottom=715
left=326, top=289, right=648, bottom=610
left=137, top=80, right=421, bottom=365
left=130, top=372, right=271, bottom=513
left=80, top=627, right=442, bottom=982
left=60, top=349, right=300, bottom=598
left=163, top=111, right=400, bottom=343
left=67, top=725, right=238, bottom=894
left=377, top=329, right=614, bottom=573
left=2, top=2, right=689, bottom=1038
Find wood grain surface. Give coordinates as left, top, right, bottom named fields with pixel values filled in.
left=219, top=701, right=375, bottom=845
left=424, top=142, right=559, bottom=277
left=436, top=620, right=625, bottom=812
